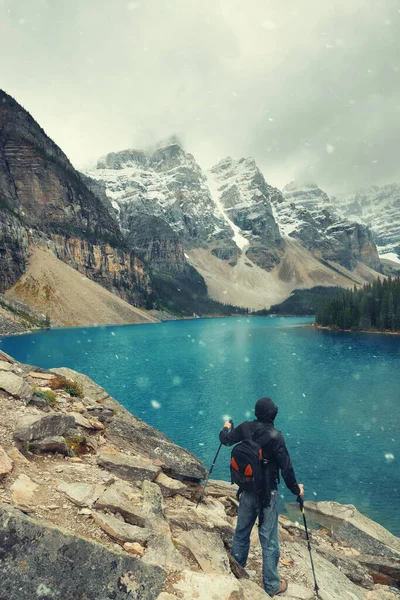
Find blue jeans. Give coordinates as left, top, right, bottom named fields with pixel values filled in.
left=231, top=489, right=280, bottom=596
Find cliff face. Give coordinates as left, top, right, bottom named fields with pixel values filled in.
left=336, top=183, right=400, bottom=256
left=0, top=210, right=29, bottom=291
left=273, top=182, right=382, bottom=272
left=0, top=90, right=151, bottom=306
left=88, top=142, right=229, bottom=252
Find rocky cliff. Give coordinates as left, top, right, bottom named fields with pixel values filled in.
left=0, top=89, right=152, bottom=308
left=0, top=351, right=399, bottom=600
left=335, top=184, right=400, bottom=258
left=273, top=182, right=382, bottom=272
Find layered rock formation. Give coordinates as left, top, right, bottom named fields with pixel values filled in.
left=273, top=182, right=381, bottom=272
left=0, top=350, right=399, bottom=599
left=208, top=156, right=284, bottom=270
left=0, top=89, right=152, bottom=309
left=336, top=183, right=400, bottom=257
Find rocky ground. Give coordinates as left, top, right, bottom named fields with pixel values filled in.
left=0, top=350, right=399, bottom=600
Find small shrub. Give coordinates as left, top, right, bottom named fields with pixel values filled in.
left=65, top=434, right=87, bottom=455
left=33, top=388, right=57, bottom=406
left=49, top=376, right=84, bottom=398
left=21, top=441, right=30, bottom=453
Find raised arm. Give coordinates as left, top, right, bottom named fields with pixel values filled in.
left=273, top=431, right=302, bottom=497
left=219, top=421, right=245, bottom=446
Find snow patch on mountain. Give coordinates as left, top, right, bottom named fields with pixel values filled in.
left=206, top=174, right=248, bottom=251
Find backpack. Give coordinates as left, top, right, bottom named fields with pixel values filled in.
left=230, top=421, right=271, bottom=505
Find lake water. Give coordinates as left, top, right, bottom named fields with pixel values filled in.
left=1, top=317, right=399, bottom=535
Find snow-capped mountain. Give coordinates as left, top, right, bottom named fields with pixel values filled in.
left=272, top=182, right=381, bottom=272
left=335, top=184, right=400, bottom=259
left=86, top=143, right=230, bottom=250
left=208, top=156, right=283, bottom=270
left=85, top=144, right=383, bottom=309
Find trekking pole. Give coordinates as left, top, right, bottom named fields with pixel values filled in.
left=196, top=419, right=233, bottom=508
left=297, top=496, right=320, bottom=598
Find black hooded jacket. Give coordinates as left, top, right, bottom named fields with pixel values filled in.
left=219, top=397, right=300, bottom=496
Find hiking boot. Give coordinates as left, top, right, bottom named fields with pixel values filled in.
left=274, top=578, right=288, bottom=596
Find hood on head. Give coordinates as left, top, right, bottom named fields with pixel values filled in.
left=255, top=397, right=278, bottom=423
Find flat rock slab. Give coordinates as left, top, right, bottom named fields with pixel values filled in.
left=98, top=452, right=161, bottom=483
left=0, top=371, right=33, bottom=400
left=206, top=479, right=239, bottom=498
left=57, top=482, right=105, bottom=507
left=286, top=541, right=366, bottom=600
left=143, top=533, right=191, bottom=571
left=176, top=530, right=231, bottom=575
left=172, top=570, right=250, bottom=600
left=28, top=371, right=56, bottom=381
left=69, top=411, right=105, bottom=430
left=14, top=413, right=75, bottom=442
left=0, top=502, right=166, bottom=600
left=165, top=498, right=234, bottom=542
left=0, top=445, right=13, bottom=479
left=94, top=483, right=146, bottom=526
left=155, top=472, right=187, bottom=497
left=300, top=501, right=400, bottom=558
left=92, top=511, right=151, bottom=544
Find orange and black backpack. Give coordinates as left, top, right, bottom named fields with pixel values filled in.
left=230, top=421, right=271, bottom=503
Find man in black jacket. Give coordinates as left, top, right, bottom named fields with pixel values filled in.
left=220, top=396, right=304, bottom=597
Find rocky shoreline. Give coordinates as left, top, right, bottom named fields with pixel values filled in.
left=0, top=350, right=399, bottom=599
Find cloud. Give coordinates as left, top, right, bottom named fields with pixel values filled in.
left=1, top=0, right=399, bottom=192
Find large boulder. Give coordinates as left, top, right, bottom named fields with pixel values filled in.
left=97, top=452, right=161, bottom=483
left=51, top=367, right=207, bottom=481
left=14, top=413, right=75, bottom=442
left=175, top=530, right=231, bottom=575
left=143, top=533, right=191, bottom=571
left=0, top=371, right=33, bottom=400
left=297, top=501, right=400, bottom=559
left=286, top=541, right=366, bottom=600
left=30, top=436, right=70, bottom=455
left=0, top=502, right=166, bottom=599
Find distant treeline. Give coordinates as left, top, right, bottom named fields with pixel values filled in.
left=315, top=277, right=400, bottom=332
left=254, top=286, right=344, bottom=316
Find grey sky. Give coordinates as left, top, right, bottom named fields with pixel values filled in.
left=1, top=0, right=399, bottom=192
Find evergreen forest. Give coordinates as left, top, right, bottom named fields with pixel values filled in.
left=315, top=278, right=400, bottom=332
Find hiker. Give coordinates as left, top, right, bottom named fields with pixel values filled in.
left=219, top=396, right=304, bottom=597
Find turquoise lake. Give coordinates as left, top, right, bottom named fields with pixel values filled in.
left=1, top=316, right=399, bottom=534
